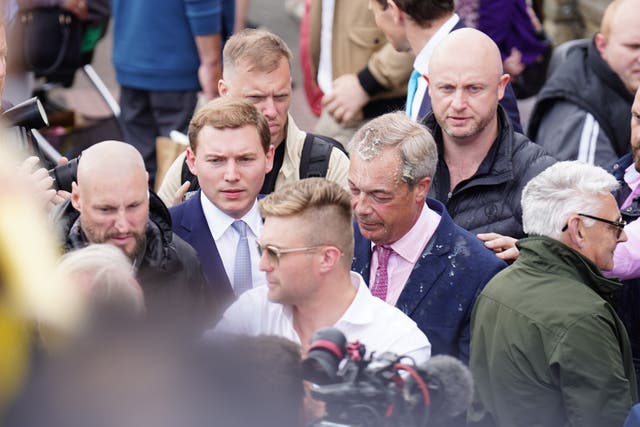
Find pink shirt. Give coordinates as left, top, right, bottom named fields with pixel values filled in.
left=370, top=204, right=441, bottom=305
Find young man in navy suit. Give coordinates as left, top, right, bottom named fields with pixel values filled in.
left=170, top=97, right=274, bottom=307
left=348, top=111, right=505, bottom=363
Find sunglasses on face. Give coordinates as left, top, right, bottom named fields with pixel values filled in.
left=256, top=241, right=325, bottom=264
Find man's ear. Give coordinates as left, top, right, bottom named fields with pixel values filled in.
left=318, top=245, right=343, bottom=273
left=70, top=181, right=81, bottom=211
left=497, top=73, right=510, bottom=101
left=594, top=32, right=607, bottom=57
left=265, top=144, right=275, bottom=174
left=218, top=79, right=229, bottom=97
left=414, top=176, right=432, bottom=203
left=387, top=0, right=404, bottom=24
left=186, top=148, right=198, bottom=176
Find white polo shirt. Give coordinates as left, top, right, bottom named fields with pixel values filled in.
left=211, top=272, right=431, bottom=365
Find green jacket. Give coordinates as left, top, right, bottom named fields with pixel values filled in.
left=469, top=236, right=637, bottom=427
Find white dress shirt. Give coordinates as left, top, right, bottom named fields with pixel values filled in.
left=200, top=193, right=266, bottom=291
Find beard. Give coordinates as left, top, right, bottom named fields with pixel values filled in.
left=80, top=221, right=147, bottom=261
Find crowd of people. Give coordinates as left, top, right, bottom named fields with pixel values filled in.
left=2, top=0, right=640, bottom=426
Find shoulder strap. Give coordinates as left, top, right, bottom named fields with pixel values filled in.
left=299, top=133, right=348, bottom=179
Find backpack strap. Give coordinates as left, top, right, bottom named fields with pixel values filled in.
left=299, top=133, right=348, bottom=179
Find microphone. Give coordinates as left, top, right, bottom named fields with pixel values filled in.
left=420, top=355, right=474, bottom=423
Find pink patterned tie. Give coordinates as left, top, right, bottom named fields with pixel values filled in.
left=371, top=245, right=392, bottom=301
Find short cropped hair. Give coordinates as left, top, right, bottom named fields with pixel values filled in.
left=188, top=97, right=270, bottom=153
left=223, top=28, right=292, bottom=77
left=374, top=0, right=454, bottom=27
left=259, top=178, right=354, bottom=267
left=347, top=111, right=438, bottom=185
left=522, top=161, right=620, bottom=239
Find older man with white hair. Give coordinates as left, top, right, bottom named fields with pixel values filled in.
left=469, top=161, right=637, bottom=427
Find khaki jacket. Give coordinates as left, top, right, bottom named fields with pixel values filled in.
left=309, top=0, right=413, bottom=99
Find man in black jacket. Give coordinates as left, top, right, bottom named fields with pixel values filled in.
left=528, top=0, right=640, bottom=167
left=423, top=28, right=555, bottom=242
left=53, top=140, right=212, bottom=323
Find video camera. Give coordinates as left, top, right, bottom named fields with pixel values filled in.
left=302, top=328, right=473, bottom=427
left=3, top=96, right=79, bottom=192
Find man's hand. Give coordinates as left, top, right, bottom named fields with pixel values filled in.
left=322, top=74, right=369, bottom=124
left=19, top=156, right=70, bottom=212
left=198, top=61, right=222, bottom=100
left=170, top=181, right=191, bottom=207
left=195, top=33, right=223, bottom=100
left=477, top=232, right=520, bottom=262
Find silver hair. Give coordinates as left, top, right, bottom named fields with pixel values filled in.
left=522, top=161, right=620, bottom=239
left=347, top=111, right=438, bottom=185
left=57, top=244, right=145, bottom=315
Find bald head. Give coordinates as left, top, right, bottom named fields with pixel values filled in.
left=430, top=28, right=503, bottom=78
left=78, top=140, right=147, bottom=186
left=427, top=28, right=510, bottom=145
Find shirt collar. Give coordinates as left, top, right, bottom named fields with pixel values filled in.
left=368, top=203, right=441, bottom=264
left=624, top=163, right=640, bottom=191
left=413, top=13, right=460, bottom=75
left=334, top=272, right=375, bottom=326
left=199, top=191, right=262, bottom=239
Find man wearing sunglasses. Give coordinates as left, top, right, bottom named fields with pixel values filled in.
left=469, top=161, right=636, bottom=427
left=214, top=178, right=431, bottom=362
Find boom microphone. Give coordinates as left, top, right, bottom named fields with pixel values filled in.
left=420, top=355, right=474, bottom=423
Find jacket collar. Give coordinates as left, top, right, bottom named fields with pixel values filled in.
left=424, top=105, right=516, bottom=197
left=516, top=236, right=623, bottom=304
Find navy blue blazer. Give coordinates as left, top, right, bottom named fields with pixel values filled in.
left=170, top=190, right=235, bottom=304
left=352, top=198, right=506, bottom=364
left=415, top=20, right=523, bottom=133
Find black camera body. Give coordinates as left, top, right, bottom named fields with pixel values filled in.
left=302, top=328, right=473, bottom=427
left=49, top=156, right=80, bottom=192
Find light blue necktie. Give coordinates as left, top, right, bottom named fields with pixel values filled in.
left=405, top=69, right=421, bottom=116
left=231, top=220, right=252, bottom=296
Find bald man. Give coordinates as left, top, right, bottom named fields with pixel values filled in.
left=53, top=141, right=211, bottom=321
left=422, top=28, right=556, bottom=241
left=528, top=0, right=640, bottom=167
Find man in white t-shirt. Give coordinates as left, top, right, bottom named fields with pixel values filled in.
left=213, top=178, right=431, bottom=363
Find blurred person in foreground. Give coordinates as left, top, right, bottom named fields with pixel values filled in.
left=469, top=161, right=637, bottom=427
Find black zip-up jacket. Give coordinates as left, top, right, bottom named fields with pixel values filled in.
left=424, top=106, right=557, bottom=238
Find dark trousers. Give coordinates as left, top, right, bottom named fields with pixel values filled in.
left=119, top=86, right=197, bottom=187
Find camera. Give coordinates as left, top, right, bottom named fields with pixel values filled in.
left=48, top=156, right=80, bottom=192
left=302, top=327, right=473, bottom=427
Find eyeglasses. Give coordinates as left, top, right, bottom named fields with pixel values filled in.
left=256, top=241, right=325, bottom=265
left=562, top=213, right=627, bottom=238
